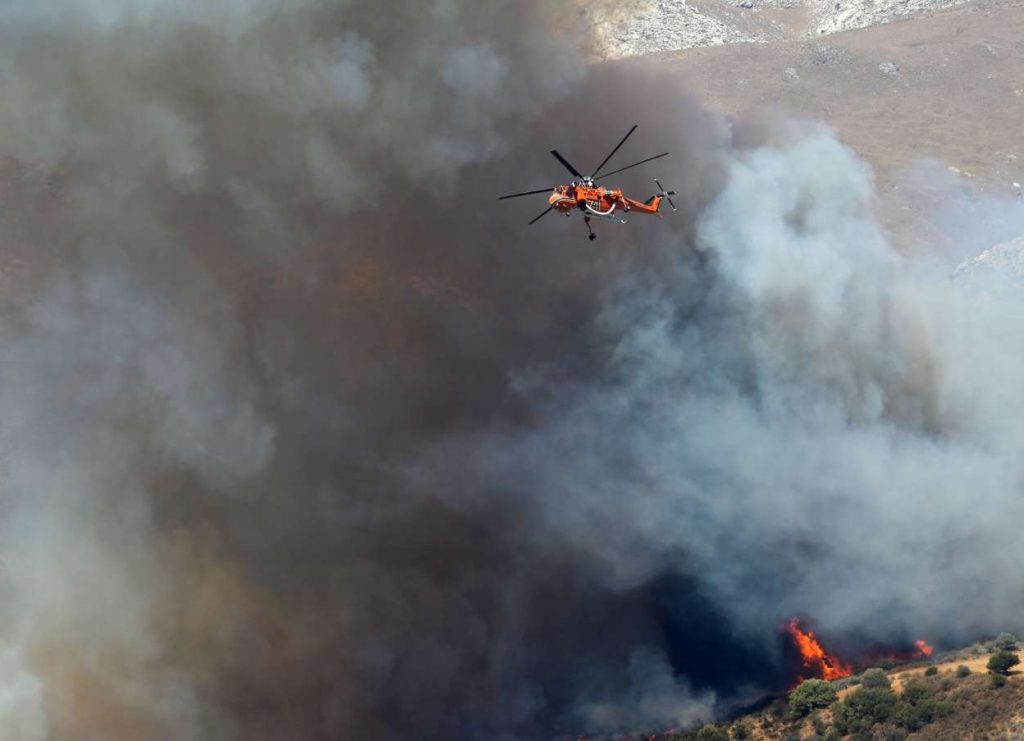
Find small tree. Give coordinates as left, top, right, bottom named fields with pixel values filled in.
left=924, top=665, right=938, bottom=676
left=987, top=650, right=1020, bottom=676
left=788, top=678, right=838, bottom=717
left=861, top=667, right=892, bottom=689
left=956, top=665, right=971, bottom=678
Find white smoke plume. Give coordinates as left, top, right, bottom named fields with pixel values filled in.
left=1, top=2, right=1023, bottom=741
left=456, top=129, right=1024, bottom=649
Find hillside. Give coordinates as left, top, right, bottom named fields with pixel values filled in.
left=597, top=0, right=1024, bottom=252
left=581, top=0, right=980, bottom=59
left=673, top=637, right=1024, bottom=740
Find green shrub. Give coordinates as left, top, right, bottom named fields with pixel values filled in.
left=788, top=678, right=838, bottom=717
left=833, top=687, right=898, bottom=735
left=987, top=650, right=1020, bottom=675
left=892, top=689, right=954, bottom=732
left=956, top=664, right=971, bottom=678
left=988, top=632, right=1018, bottom=651
left=990, top=671, right=1007, bottom=688
left=729, top=719, right=752, bottom=740
left=861, top=667, right=892, bottom=689
left=695, top=725, right=729, bottom=741
left=901, top=681, right=931, bottom=706
left=924, top=665, right=938, bottom=676
left=822, top=729, right=840, bottom=741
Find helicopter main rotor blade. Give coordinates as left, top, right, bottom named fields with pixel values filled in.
left=498, top=187, right=554, bottom=200
left=550, top=150, right=584, bottom=179
left=594, top=152, right=669, bottom=181
left=528, top=205, right=555, bottom=225
left=591, top=124, right=637, bottom=180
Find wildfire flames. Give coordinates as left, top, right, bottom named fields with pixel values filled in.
left=786, top=618, right=854, bottom=681
left=786, top=619, right=936, bottom=683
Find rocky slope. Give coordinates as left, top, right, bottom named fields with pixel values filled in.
left=596, top=0, right=1024, bottom=253
left=952, top=234, right=1024, bottom=288
left=582, top=0, right=979, bottom=59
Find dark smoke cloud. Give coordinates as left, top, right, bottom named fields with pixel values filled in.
left=1, top=2, right=1024, bottom=740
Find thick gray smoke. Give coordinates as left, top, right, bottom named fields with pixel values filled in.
left=1, top=2, right=1023, bottom=740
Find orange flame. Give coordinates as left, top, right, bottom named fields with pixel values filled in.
left=786, top=618, right=854, bottom=681
left=885, top=639, right=935, bottom=665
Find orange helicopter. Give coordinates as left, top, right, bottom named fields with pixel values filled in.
left=499, top=125, right=676, bottom=240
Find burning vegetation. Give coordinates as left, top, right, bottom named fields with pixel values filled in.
left=785, top=619, right=935, bottom=683
left=786, top=618, right=854, bottom=682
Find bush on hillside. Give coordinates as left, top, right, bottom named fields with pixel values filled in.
left=901, top=681, right=931, bottom=705
left=925, top=665, right=938, bottom=676
left=729, top=718, right=752, bottom=740
left=987, top=650, right=1020, bottom=676
left=788, top=678, right=838, bottom=717
left=956, top=665, right=971, bottom=678
left=990, top=672, right=1008, bottom=688
left=833, top=687, right=898, bottom=735
left=861, top=667, right=892, bottom=689
left=893, top=681, right=954, bottom=731
left=987, top=632, right=1018, bottom=652
left=695, top=725, right=729, bottom=741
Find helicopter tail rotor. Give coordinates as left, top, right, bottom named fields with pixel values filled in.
left=654, top=179, right=677, bottom=212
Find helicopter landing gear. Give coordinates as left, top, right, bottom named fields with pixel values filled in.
left=584, top=216, right=597, bottom=241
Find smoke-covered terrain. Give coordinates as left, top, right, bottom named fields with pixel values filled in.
left=1, top=1, right=1023, bottom=740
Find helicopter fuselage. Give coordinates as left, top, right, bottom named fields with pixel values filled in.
left=548, top=183, right=664, bottom=222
